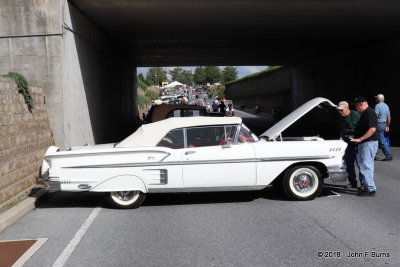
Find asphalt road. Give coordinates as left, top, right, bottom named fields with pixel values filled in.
left=1, top=118, right=399, bottom=266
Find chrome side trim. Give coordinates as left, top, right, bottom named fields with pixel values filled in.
left=63, top=158, right=257, bottom=168
left=63, top=155, right=334, bottom=169
left=46, top=150, right=171, bottom=159
left=64, top=161, right=182, bottom=168
left=148, top=185, right=270, bottom=193
left=146, top=169, right=169, bottom=185
left=260, top=155, right=334, bottom=161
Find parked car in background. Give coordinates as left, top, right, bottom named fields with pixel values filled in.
left=41, top=98, right=347, bottom=209
left=143, top=104, right=207, bottom=123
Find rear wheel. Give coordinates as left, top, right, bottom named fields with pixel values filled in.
left=107, top=190, right=146, bottom=209
left=283, top=166, right=323, bottom=200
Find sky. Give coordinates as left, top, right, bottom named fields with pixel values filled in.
left=137, top=66, right=269, bottom=80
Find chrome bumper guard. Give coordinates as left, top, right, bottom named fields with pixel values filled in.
left=327, top=168, right=348, bottom=183
left=47, top=177, right=61, bottom=192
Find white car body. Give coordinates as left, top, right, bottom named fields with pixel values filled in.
left=42, top=97, right=348, bottom=208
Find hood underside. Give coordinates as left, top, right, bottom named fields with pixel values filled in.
left=260, top=97, right=337, bottom=140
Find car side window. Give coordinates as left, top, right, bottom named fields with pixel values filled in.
left=222, top=125, right=237, bottom=145
left=182, top=110, right=202, bottom=117
left=156, top=129, right=184, bottom=149
left=167, top=109, right=203, bottom=118
left=237, top=125, right=257, bottom=143
left=186, top=126, right=226, bottom=148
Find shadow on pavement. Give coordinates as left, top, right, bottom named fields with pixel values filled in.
left=37, top=191, right=106, bottom=209
left=37, top=185, right=337, bottom=209
left=324, top=183, right=360, bottom=195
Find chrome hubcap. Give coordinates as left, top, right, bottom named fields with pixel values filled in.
left=293, top=171, right=314, bottom=192
left=114, top=191, right=136, bottom=201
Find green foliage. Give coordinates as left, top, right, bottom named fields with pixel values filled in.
left=146, top=67, right=168, bottom=86
left=3, top=72, right=34, bottom=111
left=168, top=68, right=194, bottom=86
left=193, top=66, right=222, bottom=86
left=137, top=73, right=148, bottom=85
left=137, top=89, right=151, bottom=109
left=204, top=66, right=222, bottom=85
left=221, top=66, right=238, bottom=84
left=207, top=84, right=226, bottom=99
left=145, top=86, right=160, bottom=100
left=193, top=67, right=207, bottom=85
left=225, top=66, right=283, bottom=85
left=137, top=78, right=148, bottom=90
left=180, top=70, right=194, bottom=86
left=168, top=67, right=184, bottom=82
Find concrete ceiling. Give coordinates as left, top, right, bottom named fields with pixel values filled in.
left=69, top=0, right=400, bottom=66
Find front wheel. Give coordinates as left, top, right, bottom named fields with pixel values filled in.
left=283, top=166, right=323, bottom=200
left=107, top=190, right=146, bottom=209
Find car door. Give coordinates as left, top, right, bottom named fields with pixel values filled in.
left=152, top=128, right=185, bottom=190
left=182, top=125, right=256, bottom=188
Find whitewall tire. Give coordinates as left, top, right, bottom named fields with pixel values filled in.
left=107, top=190, right=146, bottom=209
left=283, top=166, right=323, bottom=200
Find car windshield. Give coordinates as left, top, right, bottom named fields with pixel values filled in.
left=238, top=124, right=259, bottom=143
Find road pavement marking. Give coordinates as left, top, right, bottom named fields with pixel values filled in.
left=13, top=238, right=48, bottom=267
left=327, top=190, right=341, bottom=197
left=52, top=207, right=102, bottom=267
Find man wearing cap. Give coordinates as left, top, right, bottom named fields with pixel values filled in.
left=337, top=101, right=361, bottom=189
left=374, top=94, right=392, bottom=161
left=351, top=96, right=378, bottom=196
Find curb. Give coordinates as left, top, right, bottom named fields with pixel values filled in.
left=0, top=188, right=46, bottom=233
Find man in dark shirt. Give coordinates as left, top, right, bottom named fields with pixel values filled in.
left=350, top=96, right=378, bottom=196
left=337, top=101, right=361, bottom=189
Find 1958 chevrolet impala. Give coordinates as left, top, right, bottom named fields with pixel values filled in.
left=41, top=97, right=348, bottom=208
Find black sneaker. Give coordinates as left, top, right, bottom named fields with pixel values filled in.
left=357, top=190, right=376, bottom=196
left=382, top=157, right=393, bottom=161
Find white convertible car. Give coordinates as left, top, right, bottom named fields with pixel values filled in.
left=41, top=97, right=348, bottom=208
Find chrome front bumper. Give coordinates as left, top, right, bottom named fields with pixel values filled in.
left=327, top=168, right=348, bottom=183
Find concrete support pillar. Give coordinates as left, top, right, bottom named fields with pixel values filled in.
left=1, top=0, right=138, bottom=149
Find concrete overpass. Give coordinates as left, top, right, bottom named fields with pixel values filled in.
left=1, top=0, right=400, bottom=148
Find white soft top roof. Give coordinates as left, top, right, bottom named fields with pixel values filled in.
left=116, top=116, right=242, bottom=148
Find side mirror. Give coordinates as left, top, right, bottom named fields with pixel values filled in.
left=221, top=138, right=232, bottom=148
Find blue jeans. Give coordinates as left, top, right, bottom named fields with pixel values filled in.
left=376, top=124, right=392, bottom=158
left=356, top=141, right=378, bottom=192
left=344, top=143, right=358, bottom=186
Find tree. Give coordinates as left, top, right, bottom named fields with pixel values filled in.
left=193, top=66, right=207, bottom=86
left=180, top=70, right=194, bottom=86
left=168, top=67, right=184, bottom=82
left=203, top=66, right=222, bottom=85
left=146, top=67, right=167, bottom=86
left=137, top=73, right=147, bottom=85
left=221, top=66, right=238, bottom=83
left=168, top=67, right=193, bottom=86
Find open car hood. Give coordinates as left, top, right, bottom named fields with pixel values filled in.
left=260, top=97, right=337, bottom=140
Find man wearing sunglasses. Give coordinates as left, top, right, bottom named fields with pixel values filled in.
left=337, top=101, right=361, bottom=189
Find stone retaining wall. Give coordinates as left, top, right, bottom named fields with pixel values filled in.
left=0, top=77, right=54, bottom=209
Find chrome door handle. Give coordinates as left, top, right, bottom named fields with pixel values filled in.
left=185, top=151, right=196, bottom=155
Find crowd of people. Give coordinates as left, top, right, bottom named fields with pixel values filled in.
left=337, top=94, right=392, bottom=197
